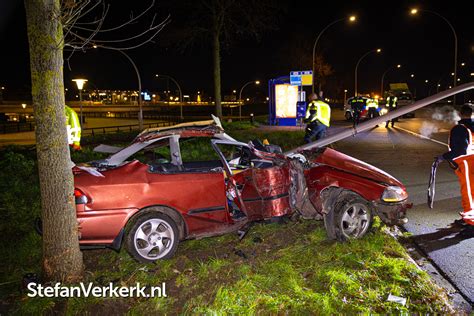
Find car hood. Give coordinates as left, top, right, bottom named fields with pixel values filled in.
left=313, top=148, right=403, bottom=187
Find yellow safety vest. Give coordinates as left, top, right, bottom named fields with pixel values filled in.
left=386, top=96, right=398, bottom=108
left=65, top=105, right=81, bottom=147
left=306, top=100, right=331, bottom=127
left=366, top=99, right=378, bottom=109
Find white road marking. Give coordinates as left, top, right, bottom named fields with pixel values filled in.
left=394, top=126, right=449, bottom=147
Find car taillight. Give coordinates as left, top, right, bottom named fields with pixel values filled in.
left=74, top=189, right=89, bottom=205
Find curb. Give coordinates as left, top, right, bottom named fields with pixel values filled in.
left=386, top=226, right=472, bottom=314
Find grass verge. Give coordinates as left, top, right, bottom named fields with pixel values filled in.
left=11, top=220, right=452, bottom=314
left=0, top=124, right=453, bottom=314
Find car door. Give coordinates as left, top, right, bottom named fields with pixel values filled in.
left=211, top=139, right=292, bottom=220
left=141, top=135, right=231, bottom=236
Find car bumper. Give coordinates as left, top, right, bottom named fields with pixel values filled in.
left=373, top=200, right=411, bottom=226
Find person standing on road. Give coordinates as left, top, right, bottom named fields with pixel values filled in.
left=350, top=96, right=364, bottom=128
left=366, top=97, right=379, bottom=119
left=436, top=104, right=474, bottom=223
left=303, top=93, right=331, bottom=143
left=385, top=94, right=398, bottom=128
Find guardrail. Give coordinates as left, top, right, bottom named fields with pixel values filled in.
left=0, top=122, right=35, bottom=134
left=82, top=119, right=180, bottom=136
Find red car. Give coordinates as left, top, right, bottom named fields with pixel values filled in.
left=73, top=119, right=409, bottom=263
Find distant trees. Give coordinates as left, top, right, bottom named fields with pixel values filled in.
left=163, top=0, right=284, bottom=117
left=280, top=33, right=333, bottom=96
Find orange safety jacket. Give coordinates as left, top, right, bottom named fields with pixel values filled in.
left=447, top=124, right=474, bottom=214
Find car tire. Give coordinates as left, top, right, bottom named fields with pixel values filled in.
left=345, top=111, right=352, bottom=121
left=125, top=212, right=179, bottom=263
left=324, top=192, right=373, bottom=242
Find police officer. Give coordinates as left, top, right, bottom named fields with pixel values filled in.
left=385, top=93, right=398, bottom=128
left=350, top=96, right=365, bottom=127
left=304, top=93, right=331, bottom=143
left=366, top=97, right=379, bottom=119
left=436, top=104, right=474, bottom=224
left=65, top=105, right=81, bottom=150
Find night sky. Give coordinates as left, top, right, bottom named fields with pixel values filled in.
left=0, top=0, right=473, bottom=100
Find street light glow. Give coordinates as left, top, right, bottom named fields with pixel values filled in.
left=349, top=15, right=356, bottom=22
left=72, top=78, right=87, bottom=90
left=21, top=103, right=26, bottom=109
left=397, top=64, right=401, bottom=68
left=461, top=62, right=465, bottom=66
left=411, top=74, right=415, bottom=78
left=410, top=8, right=418, bottom=15
left=344, top=89, right=348, bottom=93
left=376, top=48, right=382, bottom=53
left=255, top=80, right=260, bottom=85
left=425, top=79, right=429, bottom=83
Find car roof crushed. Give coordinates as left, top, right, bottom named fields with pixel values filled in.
left=134, top=116, right=225, bottom=143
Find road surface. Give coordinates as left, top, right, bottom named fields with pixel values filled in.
left=329, top=106, right=474, bottom=306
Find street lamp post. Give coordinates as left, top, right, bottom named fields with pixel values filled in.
left=239, top=80, right=260, bottom=120
left=410, top=8, right=458, bottom=104
left=343, top=89, right=348, bottom=105
left=312, top=15, right=356, bottom=94
left=355, top=48, right=381, bottom=96
left=72, top=78, right=87, bottom=124
left=155, top=74, right=183, bottom=120
left=115, top=50, right=144, bottom=130
left=90, top=45, right=144, bottom=129
left=380, top=64, right=401, bottom=96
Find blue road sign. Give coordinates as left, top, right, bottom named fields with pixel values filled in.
left=290, top=71, right=313, bottom=86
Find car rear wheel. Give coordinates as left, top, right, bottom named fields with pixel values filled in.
left=324, top=192, right=373, bottom=241
left=345, top=111, right=352, bottom=121
left=125, top=213, right=179, bottom=263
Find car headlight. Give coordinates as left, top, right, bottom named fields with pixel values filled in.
left=381, top=186, right=408, bottom=202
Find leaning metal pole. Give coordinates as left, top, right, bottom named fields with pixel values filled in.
left=285, top=82, right=474, bottom=155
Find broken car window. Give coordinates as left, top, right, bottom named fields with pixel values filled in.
left=179, top=137, right=223, bottom=172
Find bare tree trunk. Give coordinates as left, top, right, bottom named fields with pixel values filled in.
left=24, top=0, right=83, bottom=282
left=212, top=30, right=222, bottom=118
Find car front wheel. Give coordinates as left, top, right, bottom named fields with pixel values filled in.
left=324, top=192, right=373, bottom=241
left=125, top=213, right=179, bottom=263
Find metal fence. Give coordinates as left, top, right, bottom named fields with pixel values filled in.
left=82, top=119, right=180, bottom=137
left=0, top=122, right=35, bottom=134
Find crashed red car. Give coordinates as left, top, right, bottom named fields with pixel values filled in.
left=73, top=119, right=410, bottom=263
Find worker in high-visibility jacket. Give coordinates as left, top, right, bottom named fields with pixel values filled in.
left=436, top=104, right=474, bottom=224
left=303, top=93, right=331, bottom=143
left=385, top=94, right=398, bottom=128
left=349, top=96, right=365, bottom=127
left=65, top=105, right=81, bottom=150
left=366, top=97, right=379, bottom=119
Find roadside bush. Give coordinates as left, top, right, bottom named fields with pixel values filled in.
left=0, top=147, right=42, bottom=294
left=0, top=147, right=40, bottom=237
